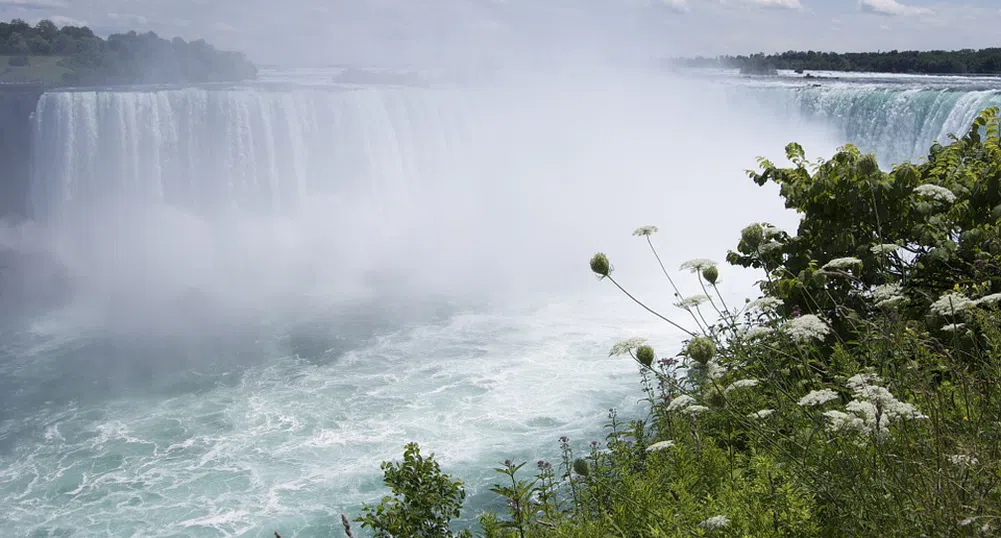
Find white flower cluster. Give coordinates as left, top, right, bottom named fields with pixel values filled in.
left=822, top=257, right=863, bottom=271
left=870, top=243, right=900, bottom=256
left=725, top=379, right=759, bottom=393
left=914, top=183, right=957, bottom=204
left=679, top=258, right=717, bottom=273
left=941, top=323, right=966, bottom=333
left=975, top=293, right=1001, bottom=306
left=930, top=292, right=974, bottom=317
left=748, top=296, right=783, bottom=313
left=744, top=326, right=775, bottom=340
left=667, top=394, right=696, bottom=412
left=608, top=337, right=646, bottom=357
left=783, top=314, right=831, bottom=343
left=947, top=454, right=978, bottom=466
left=798, top=388, right=840, bottom=407
left=645, top=440, right=675, bottom=452
left=749, top=409, right=775, bottom=420
left=632, top=225, right=659, bottom=237
left=699, top=515, right=730, bottom=531
left=872, top=283, right=906, bottom=308
left=675, top=294, right=711, bottom=309
left=822, top=373, right=926, bottom=438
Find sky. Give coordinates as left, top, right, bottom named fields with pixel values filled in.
left=1, top=0, right=1000, bottom=67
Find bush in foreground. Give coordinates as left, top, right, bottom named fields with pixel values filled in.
left=285, top=107, right=1001, bottom=537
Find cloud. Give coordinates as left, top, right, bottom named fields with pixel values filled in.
left=48, top=14, right=86, bottom=27
left=0, top=0, right=68, bottom=8
left=747, top=0, right=803, bottom=9
left=858, top=0, right=932, bottom=16
left=657, top=0, right=690, bottom=13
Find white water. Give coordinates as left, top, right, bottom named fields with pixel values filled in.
left=3, top=68, right=994, bottom=536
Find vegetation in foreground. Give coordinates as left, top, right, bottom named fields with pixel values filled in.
left=0, top=18, right=256, bottom=85
left=283, top=107, right=1001, bottom=537
left=673, top=47, right=1001, bottom=76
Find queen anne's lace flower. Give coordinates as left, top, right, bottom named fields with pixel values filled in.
left=872, top=283, right=905, bottom=308
left=666, top=395, right=696, bottom=412
left=744, top=326, right=774, bottom=340
left=783, top=314, right=831, bottom=343
left=675, top=294, right=711, bottom=309
left=748, top=296, right=783, bottom=312
left=825, top=373, right=926, bottom=437
left=870, top=243, right=900, bottom=256
left=699, top=515, right=730, bottom=530
left=608, top=337, right=647, bottom=357
left=686, top=405, right=710, bottom=415
left=941, top=323, right=966, bottom=332
left=930, top=292, right=974, bottom=317
left=914, top=183, right=957, bottom=204
left=725, top=379, right=759, bottom=393
left=645, top=440, right=675, bottom=452
left=948, top=454, right=979, bottom=466
left=975, top=293, right=1001, bottom=306
left=822, top=257, right=863, bottom=271
left=632, top=225, right=658, bottom=237
left=679, top=258, right=717, bottom=273
left=749, top=409, right=775, bottom=419
left=798, top=388, right=840, bottom=407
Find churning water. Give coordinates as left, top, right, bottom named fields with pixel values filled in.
left=2, top=67, right=997, bottom=536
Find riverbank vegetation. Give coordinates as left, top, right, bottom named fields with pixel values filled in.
left=291, top=107, right=1001, bottom=537
left=674, top=48, right=1001, bottom=75
left=0, top=18, right=256, bottom=85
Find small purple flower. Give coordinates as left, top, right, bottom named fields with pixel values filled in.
left=589, top=440, right=599, bottom=448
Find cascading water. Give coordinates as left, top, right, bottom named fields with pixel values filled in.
left=5, top=68, right=994, bottom=536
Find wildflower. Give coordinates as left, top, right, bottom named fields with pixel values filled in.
left=846, top=373, right=882, bottom=391
left=699, top=515, right=730, bottom=531
left=761, top=224, right=784, bottom=239
left=741, top=223, right=765, bottom=249
left=798, top=388, right=839, bottom=407
left=975, top=293, right=1001, bottom=306
left=914, top=183, right=957, bottom=204
left=748, top=296, right=783, bottom=312
left=685, top=336, right=716, bottom=364
left=873, top=283, right=906, bottom=308
left=941, top=323, right=966, bottom=332
left=632, top=225, right=658, bottom=237
left=702, top=265, right=719, bottom=284
left=609, top=337, right=646, bottom=357
left=822, top=257, right=863, bottom=271
left=667, top=394, right=696, bottom=412
left=827, top=373, right=926, bottom=437
left=930, top=292, right=974, bottom=317
left=744, top=326, right=774, bottom=340
left=749, top=409, right=775, bottom=419
left=823, top=410, right=865, bottom=433
left=572, top=458, right=589, bottom=477
left=725, top=379, right=759, bottom=393
left=675, top=294, right=711, bottom=309
left=589, top=252, right=612, bottom=278
left=635, top=345, right=655, bottom=367
left=948, top=454, right=978, bottom=466
left=645, top=440, right=675, bottom=452
left=705, top=360, right=726, bottom=380
left=783, top=314, right=831, bottom=343
left=685, top=405, right=710, bottom=415
left=870, top=243, right=899, bottom=256
left=680, top=258, right=717, bottom=273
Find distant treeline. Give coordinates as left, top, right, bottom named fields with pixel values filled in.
left=674, top=48, right=1001, bottom=75
left=0, top=18, right=257, bottom=85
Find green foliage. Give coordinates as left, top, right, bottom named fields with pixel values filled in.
left=674, top=47, right=1001, bottom=75
left=341, top=109, right=1001, bottom=538
left=356, top=442, right=471, bottom=538
left=0, top=18, right=256, bottom=85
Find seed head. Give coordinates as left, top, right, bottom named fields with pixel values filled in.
left=572, top=458, right=589, bottom=477
left=589, top=252, right=611, bottom=278
left=685, top=336, right=716, bottom=364
left=635, top=345, right=655, bottom=368
left=741, top=223, right=764, bottom=250
left=702, top=265, right=719, bottom=284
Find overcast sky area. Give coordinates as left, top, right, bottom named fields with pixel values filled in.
left=1, top=0, right=1000, bottom=67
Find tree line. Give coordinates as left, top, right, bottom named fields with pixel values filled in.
left=0, top=18, right=257, bottom=85
left=672, top=48, right=1001, bottom=75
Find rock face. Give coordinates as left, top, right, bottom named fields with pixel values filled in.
left=0, top=84, right=43, bottom=218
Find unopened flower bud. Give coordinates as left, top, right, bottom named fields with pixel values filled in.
left=573, top=458, right=589, bottom=477
left=589, top=253, right=611, bottom=278
left=636, top=345, right=655, bottom=368
left=685, top=336, right=716, bottom=364
left=702, top=265, right=719, bottom=284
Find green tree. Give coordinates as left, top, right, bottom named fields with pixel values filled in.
left=357, top=443, right=471, bottom=538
